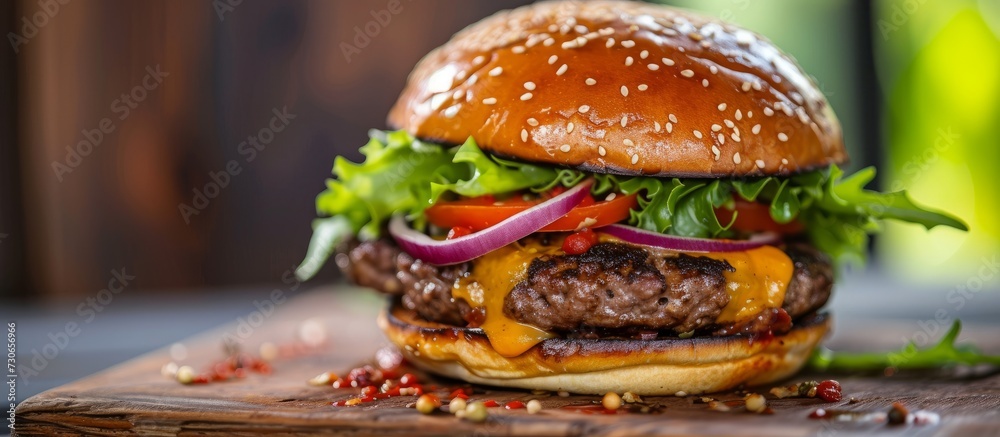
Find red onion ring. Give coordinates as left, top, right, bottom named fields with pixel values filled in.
left=599, top=224, right=779, bottom=252
left=389, top=179, right=594, bottom=265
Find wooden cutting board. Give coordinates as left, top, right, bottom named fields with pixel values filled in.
left=13, top=286, right=1000, bottom=436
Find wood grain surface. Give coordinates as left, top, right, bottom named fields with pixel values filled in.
left=13, top=286, right=1000, bottom=436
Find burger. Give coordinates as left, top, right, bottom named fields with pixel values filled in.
left=297, top=0, right=965, bottom=395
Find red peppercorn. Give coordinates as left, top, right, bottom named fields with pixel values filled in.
left=816, top=380, right=842, bottom=402
left=447, top=226, right=473, bottom=239
left=399, top=373, right=419, bottom=387
left=562, top=228, right=597, bottom=254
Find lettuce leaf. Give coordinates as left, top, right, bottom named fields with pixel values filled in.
left=296, top=130, right=967, bottom=280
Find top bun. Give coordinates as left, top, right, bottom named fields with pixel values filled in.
left=387, top=0, right=846, bottom=177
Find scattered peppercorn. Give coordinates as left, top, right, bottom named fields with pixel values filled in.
left=602, top=392, right=622, bottom=411
left=527, top=399, right=542, bottom=414
left=415, top=394, right=441, bottom=414
left=465, top=401, right=488, bottom=422
left=887, top=402, right=909, bottom=425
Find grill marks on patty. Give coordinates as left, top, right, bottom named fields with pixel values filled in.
left=339, top=238, right=832, bottom=335
left=505, top=243, right=734, bottom=334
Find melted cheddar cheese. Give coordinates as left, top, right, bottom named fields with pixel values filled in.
left=450, top=239, right=794, bottom=357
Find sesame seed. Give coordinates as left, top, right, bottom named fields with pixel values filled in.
left=702, top=79, right=709, bottom=87
left=625, top=56, right=634, bottom=66
left=742, top=81, right=751, bottom=92
left=711, top=124, right=721, bottom=132
left=711, top=145, right=721, bottom=160
left=669, top=114, right=678, bottom=123
left=681, top=69, right=694, bottom=77
left=606, top=37, right=615, bottom=48
left=731, top=133, right=740, bottom=142
left=512, top=45, right=525, bottom=54
left=579, top=105, right=590, bottom=113
left=605, top=192, right=617, bottom=201
left=666, top=122, right=673, bottom=133
left=724, top=119, right=734, bottom=128
left=574, top=24, right=588, bottom=34
left=781, top=158, right=789, bottom=164
left=520, top=93, right=533, bottom=101
left=777, top=133, right=789, bottom=142
left=585, top=78, right=597, bottom=86
left=621, top=40, right=636, bottom=48
left=599, top=27, right=615, bottom=36
left=444, top=105, right=459, bottom=118
left=747, top=111, right=753, bottom=118
left=548, top=24, right=558, bottom=32
left=755, top=159, right=765, bottom=168
left=559, top=144, right=571, bottom=153
left=548, top=55, right=558, bottom=65
left=521, top=129, right=528, bottom=142
left=621, top=115, right=628, bottom=127
left=797, top=107, right=809, bottom=123
left=527, top=118, right=539, bottom=126
left=735, top=109, right=743, bottom=120
left=662, top=58, right=675, bottom=66
left=489, top=67, right=503, bottom=77
left=752, top=81, right=762, bottom=91
left=456, top=70, right=467, bottom=81
left=688, top=32, right=703, bottom=41
left=718, top=103, right=727, bottom=111
left=693, top=130, right=703, bottom=139
left=543, top=37, right=555, bottom=46
left=647, top=63, right=660, bottom=71
left=710, top=65, right=718, bottom=74
left=654, top=121, right=661, bottom=132
left=623, top=138, right=634, bottom=147
left=736, top=30, right=755, bottom=46
left=561, top=40, right=577, bottom=49
left=640, top=50, right=649, bottom=59
left=468, top=74, right=478, bottom=85
left=524, top=82, right=536, bottom=90
left=482, top=97, right=497, bottom=105
left=752, top=124, right=761, bottom=134
left=598, top=146, right=607, bottom=156
left=472, top=55, right=485, bottom=65
left=452, top=89, right=463, bottom=100
left=621, top=86, right=629, bottom=97
left=631, top=154, right=639, bottom=164
left=556, top=64, right=568, bottom=76
left=638, top=84, right=648, bottom=91
left=733, top=152, right=742, bottom=164
left=763, top=107, right=775, bottom=116
left=567, top=122, right=574, bottom=133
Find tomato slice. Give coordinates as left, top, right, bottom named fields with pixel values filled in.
left=425, top=191, right=638, bottom=232
left=714, top=199, right=804, bottom=234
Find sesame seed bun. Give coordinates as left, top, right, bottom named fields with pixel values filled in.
left=387, top=0, right=846, bottom=177
left=379, top=302, right=830, bottom=395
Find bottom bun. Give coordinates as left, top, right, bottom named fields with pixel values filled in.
left=378, top=300, right=830, bottom=395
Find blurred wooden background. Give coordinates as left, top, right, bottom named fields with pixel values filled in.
left=1, top=0, right=533, bottom=301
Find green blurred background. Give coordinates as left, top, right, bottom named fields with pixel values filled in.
left=666, top=0, right=998, bottom=285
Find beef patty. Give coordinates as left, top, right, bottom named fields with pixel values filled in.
left=338, top=238, right=832, bottom=335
